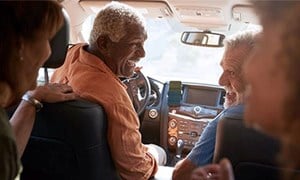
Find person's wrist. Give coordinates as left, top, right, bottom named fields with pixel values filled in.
left=21, top=92, right=43, bottom=112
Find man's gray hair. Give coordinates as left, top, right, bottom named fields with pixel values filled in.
left=224, top=30, right=260, bottom=52
left=89, top=2, right=146, bottom=45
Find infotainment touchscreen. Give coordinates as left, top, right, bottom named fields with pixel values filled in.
left=183, top=86, right=224, bottom=107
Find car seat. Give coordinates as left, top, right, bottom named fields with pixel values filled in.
left=213, top=116, right=283, bottom=180
left=20, top=9, right=119, bottom=180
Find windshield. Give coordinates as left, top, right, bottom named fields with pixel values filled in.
left=139, top=21, right=224, bottom=85
left=140, top=18, right=225, bottom=85
left=80, top=13, right=260, bottom=86
left=81, top=16, right=224, bottom=85
left=38, top=3, right=261, bottom=86
left=137, top=18, right=260, bottom=85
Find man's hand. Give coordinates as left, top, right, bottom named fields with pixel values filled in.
left=191, top=158, right=234, bottom=180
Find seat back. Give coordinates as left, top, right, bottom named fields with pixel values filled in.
left=43, top=9, right=69, bottom=69
left=40, top=8, right=70, bottom=83
left=213, top=116, right=283, bottom=180
left=21, top=99, right=120, bottom=180
left=19, top=8, right=119, bottom=180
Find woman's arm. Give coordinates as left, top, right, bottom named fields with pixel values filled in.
left=10, top=83, right=76, bottom=156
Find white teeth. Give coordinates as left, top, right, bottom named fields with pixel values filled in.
left=226, top=91, right=233, bottom=95
left=128, top=60, right=135, bottom=67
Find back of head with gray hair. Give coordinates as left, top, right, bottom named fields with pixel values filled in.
left=224, top=30, right=260, bottom=56
left=89, top=2, right=146, bottom=45
left=224, top=30, right=261, bottom=65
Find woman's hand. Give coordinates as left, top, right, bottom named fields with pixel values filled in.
left=191, top=158, right=234, bottom=180
left=27, top=83, right=77, bottom=102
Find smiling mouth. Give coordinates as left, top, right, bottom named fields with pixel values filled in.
left=225, top=91, right=237, bottom=104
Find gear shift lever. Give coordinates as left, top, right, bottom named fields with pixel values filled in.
left=176, top=139, right=185, bottom=159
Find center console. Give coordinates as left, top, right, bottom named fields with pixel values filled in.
left=139, top=80, right=225, bottom=166
left=166, top=82, right=225, bottom=161
left=167, top=105, right=221, bottom=152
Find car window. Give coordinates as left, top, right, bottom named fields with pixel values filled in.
left=80, top=15, right=224, bottom=85
left=140, top=28, right=224, bottom=85
left=40, top=13, right=260, bottom=86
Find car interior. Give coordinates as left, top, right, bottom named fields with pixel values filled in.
left=15, top=0, right=299, bottom=179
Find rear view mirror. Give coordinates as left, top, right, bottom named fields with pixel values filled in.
left=181, top=31, right=225, bottom=47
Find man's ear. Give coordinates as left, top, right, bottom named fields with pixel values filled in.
left=96, top=35, right=110, bottom=51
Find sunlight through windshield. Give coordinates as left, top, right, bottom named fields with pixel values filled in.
left=81, top=15, right=224, bottom=85
left=139, top=31, right=224, bottom=85
left=138, top=18, right=224, bottom=85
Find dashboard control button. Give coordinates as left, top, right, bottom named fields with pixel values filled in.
left=149, top=109, right=158, bottom=119
left=169, top=136, right=177, bottom=146
left=169, top=119, right=177, bottom=128
left=190, top=131, right=198, bottom=137
left=193, top=106, right=202, bottom=114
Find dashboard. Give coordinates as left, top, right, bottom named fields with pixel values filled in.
left=140, top=79, right=225, bottom=165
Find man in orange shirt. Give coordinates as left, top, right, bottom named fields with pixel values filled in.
left=51, top=2, right=166, bottom=179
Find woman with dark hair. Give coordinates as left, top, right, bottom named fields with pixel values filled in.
left=244, top=2, right=300, bottom=180
left=0, top=2, right=76, bottom=179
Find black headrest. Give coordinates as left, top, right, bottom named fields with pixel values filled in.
left=43, top=9, right=70, bottom=68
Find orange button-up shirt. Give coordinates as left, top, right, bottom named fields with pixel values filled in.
left=51, top=44, right=157, bottom=179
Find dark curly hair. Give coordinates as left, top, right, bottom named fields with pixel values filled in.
left=253, top=1, right=300, bottom=179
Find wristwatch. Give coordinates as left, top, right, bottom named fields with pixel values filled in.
left=21, top=93, right=43, bottom=112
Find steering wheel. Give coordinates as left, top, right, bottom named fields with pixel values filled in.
left=122, top=70, right=151, bottom=116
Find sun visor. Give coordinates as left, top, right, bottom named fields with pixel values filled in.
left=174, top=6, right=229, bottom=31
left=232, top=5, right=259, bottom=24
